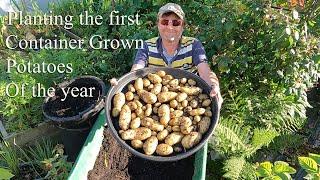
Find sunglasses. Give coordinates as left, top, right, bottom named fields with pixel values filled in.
left=160, top=19, right=182, bottom=26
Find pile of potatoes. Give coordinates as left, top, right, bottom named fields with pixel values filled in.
left=111, top=70, right=212, bottom=156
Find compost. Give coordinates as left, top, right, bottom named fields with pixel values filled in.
left=88, top=128, right=195, bottom=180
left=44, top=79, right=102, bottom=118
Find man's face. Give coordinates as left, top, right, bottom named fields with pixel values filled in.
left=158, top=13, right=184, bottom=42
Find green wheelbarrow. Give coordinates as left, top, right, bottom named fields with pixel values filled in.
left=68, top=110, right=208, bottom=180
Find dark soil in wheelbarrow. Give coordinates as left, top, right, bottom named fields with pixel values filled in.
left=88, top=129, right=195, bottom=180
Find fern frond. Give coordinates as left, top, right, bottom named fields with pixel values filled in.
left=251, top=128, right=278, bottom=148
left=210, top=119, right=251, bottom=155
left=268, top=133, right=305, bottom=152
left=222, top=156, right=246, bottom=180
left=240, top=162, right=258, bottom=180
left=245, top=128, right=279, bottom=157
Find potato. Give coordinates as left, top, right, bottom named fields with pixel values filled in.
left=141, top=117, right=154, bottom=127
left=172, top=125, right=180, bottom=132
left=171, top=110, right=184, bottom=118
left=202, top=99, right=211, bottom=107
left=121, top=129, right=136, bottom=140
left=161, top=86, right=169, bottom=92
left=154, top=102, right=162, bottom=107
left=152, top=131, right=157, bottom=136
left=150, top=122, right=164, bottom=132
left=166, top=125, right=172, bottom=132
left=181, top=100, right=188, bottom=107
left=181, top=132, right=202, bottom=149
left=204, top=109, right=212, bottom=117
left=128, top=84, right=136, bottom=92
left=156, top=70, right=166, bottom=77
left=198, top=117, right=211, bottom=134
left=176, top=92, right=188, bottom=102
left=169, top=79, right=179, bottom=87
left=148, top=73, right=162, bottom=84
left=157, top=129, right=169, bottom=141
left=193, top=115, right=201, bottom=123
left=169, top=117, right=181, bottom=126
left=181, top=126, right=193, bottom=135
left=168, top=85, right=180, bottom=92
left=131, top=139, right=143, bottom=149
left=165, top=132, right=184, bottom=146
left=151, top=83, right=162, bottom=95
left=138, top=90, right=157, bottom=104
left=130, top=117, right=141, bottom=129
left=134, top=78, right=144, bottom=91
left=134, top=127, right=152, bottom=140
left=157, top=92, right=178, bottom=103
left=135, top=108, right=144, bottom=118
left=180, top=117, right=192, bottom=127
left=180, top=87, right=201, bottom=95
left=143, top=136, right=158, bottom=155
left=127, top=101, right=138, bottom=111
left=190, top=100, right=198, bottom=108
left=119, top=105, right=131, bottom=130
left=153, top=106, right=158, bottom=114
left=180, top=78, right=187, bottom=84
left=134, top=100, right=143, bottom=108
left=177, top=105, right=184, bottom=110
left=163, top=75, right=173, bottom=81
left=199, top=94, right=209, bottom=100
left=133, top=94, right=140, bottom=101
left=158, top=104, right=170, bottom=125
left=125, top=91, right=134, bottom=101
left=145, top=104, right=152, bottom=116
left=112, top=92, right=126, bottom=117
left=189, top=108, right=206, bottom=116
left=184, top=106, right=193, bottom=113
left=187, top=79, right=197, bottom=86
left=143, top=78, right=151, bottom=87
left=147, top=84, right=154, bottom=90
left=156, top=144, right=173, bottom=156
left=131, top=113, right=137, bottom=120
left=186, top=95, right=195, bottom=101
left=169, top=100, right=177, bottom=109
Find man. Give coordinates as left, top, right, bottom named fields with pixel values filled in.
left=111, top=3, right=223, bottom=109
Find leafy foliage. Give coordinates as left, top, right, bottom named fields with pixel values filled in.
left=0, top=142, right=20, bottom=176
left=256, top=161, right=296, bottom=180
left=298, top=153, right=320, bottom=180
left=222, top=156, right=246, bottom=180
left=0, top=167, right=14, bottom=180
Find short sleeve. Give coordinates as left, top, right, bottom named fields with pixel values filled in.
left=133, top=42, right=148, bottom=66
left=192, top=39, right=208, bottom=66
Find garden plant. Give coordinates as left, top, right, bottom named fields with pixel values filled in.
left=0, top=0, right=319, bottom=179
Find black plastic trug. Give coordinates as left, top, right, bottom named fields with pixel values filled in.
left=105, top=67, right=220, bottom=162
left=43, top=76, right=106, bottom=129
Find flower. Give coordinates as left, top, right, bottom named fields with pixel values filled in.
left=286, top=27, right=291, bottom=35
left=292, top=9, right=299, bottom=19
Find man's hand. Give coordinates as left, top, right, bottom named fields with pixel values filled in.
left=210, top=84, right=223, bottom=110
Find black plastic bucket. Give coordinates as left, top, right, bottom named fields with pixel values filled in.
left=43, top=76, right=106, bottom=161
left=105, top=67, right=220, bottom=162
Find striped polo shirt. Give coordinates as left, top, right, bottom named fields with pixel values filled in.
left=134, top=36, right=207, bottom=73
